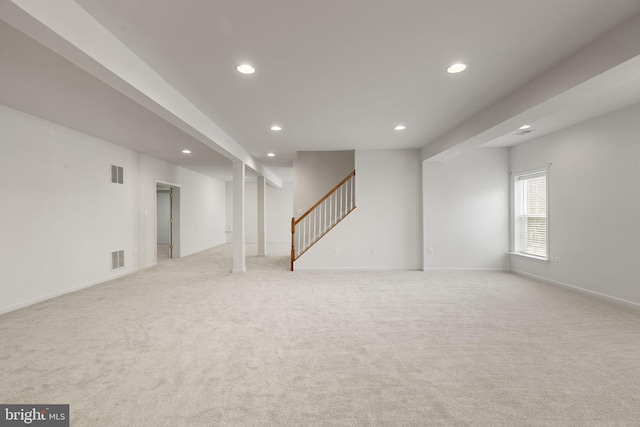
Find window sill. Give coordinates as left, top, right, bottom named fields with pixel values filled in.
left=508, top=252, right=550, bottom=263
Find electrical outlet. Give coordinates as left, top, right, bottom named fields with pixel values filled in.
left=428, top=248, right=434, bottom=255
left=555, top=256, right=561, bottom=264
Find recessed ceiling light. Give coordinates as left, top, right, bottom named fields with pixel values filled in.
left=270, top=125, right=282, bottom=131
left=446, top=63, right=467, bottom=74
left=394, top=125, right=406, bottom=131
left=519, top=124, right=532, bottom=130
left=267, top=152, right=275, bottom=157
left=236, top=64, right=255, bottom=74
left=182, top=149, right=191, bottom=154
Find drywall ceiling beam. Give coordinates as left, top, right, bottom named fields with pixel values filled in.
left=421, top=12, right=640, bottom=162
left=0, top=0, right=282, bottom=188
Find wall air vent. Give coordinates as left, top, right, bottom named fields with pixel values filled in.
left=111, top=250, right=125, bottom=270
left=111, top=165, right=124, bottom=184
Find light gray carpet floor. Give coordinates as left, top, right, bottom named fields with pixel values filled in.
left=157, top=243, right=171, bottom=261
left=1, top=243, right=639, bottom=426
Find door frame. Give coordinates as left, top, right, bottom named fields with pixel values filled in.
left=155, top=180, right=181, bottom=261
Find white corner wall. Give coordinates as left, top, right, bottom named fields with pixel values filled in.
left=509, top=103, right=640, bottom=306
left=295, top=149, right=422, bottom=270
left=0, top=105, right=226, bottom=314
left=423, top=148, right=510, bottom=271
left=225, top=180, right=293, bottom=244
left=138, top=155, right=226, bottom=264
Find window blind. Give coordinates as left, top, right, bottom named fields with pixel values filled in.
left=520, top=173, right=547, bottom=257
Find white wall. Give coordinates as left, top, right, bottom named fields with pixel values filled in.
left=295, top=149, right=422, bottom=270
left=138, top=155, right=226, bottom=263
left=225, top=180, right=293, bottom=243
left=423, top=148, right=510, bottom=270
left=0, top=105, right=227, bottom=314
left=509, top=103, right=640, bottom=306
left=293, top=151, right=355, bottom=217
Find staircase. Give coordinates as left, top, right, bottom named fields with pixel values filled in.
left=291, top=170, right=356, bottom=271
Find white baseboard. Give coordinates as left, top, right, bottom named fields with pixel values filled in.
left=293, top=267, right=423, bottom=272
left=0, top=263, right=156, bottom=315
left=423, top=268, right=507, bottom=273
left=511, top=269, right=640, bottom=310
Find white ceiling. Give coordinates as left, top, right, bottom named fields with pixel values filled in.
left=2, top=0, right=640, bottom=182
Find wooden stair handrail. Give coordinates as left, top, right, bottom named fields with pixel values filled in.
left=293, top=170, right=355, bottom=226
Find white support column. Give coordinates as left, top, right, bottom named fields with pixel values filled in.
left=232, top=161, right=246, bottom=273
left=257, top=175, right=267, bottom=256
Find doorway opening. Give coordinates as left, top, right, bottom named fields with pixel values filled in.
left=156, top=182, right=181, bottom=262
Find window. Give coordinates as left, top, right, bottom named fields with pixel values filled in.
left=513, top=169, right=548, bottom=259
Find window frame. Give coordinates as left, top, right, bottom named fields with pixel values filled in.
left=510, top=166, right=550, bottom=262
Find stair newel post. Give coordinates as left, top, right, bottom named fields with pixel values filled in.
left=291, top=216, right=295, bottom=271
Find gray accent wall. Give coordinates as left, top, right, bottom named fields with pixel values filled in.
left=293, top=151, right=355, bottom=218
